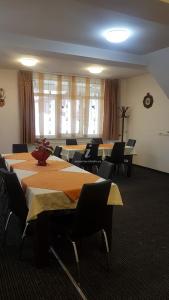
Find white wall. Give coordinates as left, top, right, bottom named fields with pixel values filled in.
left=1, top=68, right=169, bottom=173
left=147, top=47, right=169, bottom=99
left=0, top=69, right=20, bottom=153
left=120, top=73, right=169, bottom=173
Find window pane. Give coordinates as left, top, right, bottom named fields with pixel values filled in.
left=61, top=99, right=71, bottom=134
left=44, top=98, right=55, bottom=136
left=33, top=73, right=104, bottom=138
left=35, top=99, right=40, bottom=136
left=88, top=99, right=99, bottom=134
left=75, top=100, right=80, bottom=134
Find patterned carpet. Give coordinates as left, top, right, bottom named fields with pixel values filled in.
left=0, top=166, right=169, bottom=299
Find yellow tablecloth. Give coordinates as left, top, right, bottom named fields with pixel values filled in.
left=5, top=153, right=123, bottom=221
left=61, top=143, right=135, bottom=160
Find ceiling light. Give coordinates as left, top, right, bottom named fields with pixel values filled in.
left=19, top=57, right=38, bottom=67
left=88, top=66, right=103, bottom=74
left=105, top=28, right=131, bottom=43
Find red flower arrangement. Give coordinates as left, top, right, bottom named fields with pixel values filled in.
left=31, top=138, right=54, bottom=166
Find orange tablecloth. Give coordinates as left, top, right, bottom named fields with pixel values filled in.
left=5, top=152, right=33, bottom=160
left=22, top=171, right=100, bottom=201
left=4, top=153, right=123, bottom=221
left=62, top=143, right=113, bottom=151
left=11, top=160, right=71, bottom=172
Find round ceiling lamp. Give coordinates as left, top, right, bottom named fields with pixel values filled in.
left=105, top=28, right=131, bottom=43
left=19, top=57, right=38, bottom=67
left=88, top=66, right=103, bottom=74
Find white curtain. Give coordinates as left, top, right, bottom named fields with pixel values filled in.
left=33, top=73, right=104, bottom=138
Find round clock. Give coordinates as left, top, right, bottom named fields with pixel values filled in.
left=143, top=93, right=153, bottom=109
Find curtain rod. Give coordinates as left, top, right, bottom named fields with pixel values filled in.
left=33, top=70, right=107, bottom=80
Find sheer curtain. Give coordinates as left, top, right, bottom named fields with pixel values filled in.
left=33, top=73, right=104, bottom=138
left=102, top=79, right=119, bottom=140
left=18, top=70, right=35, bottom=143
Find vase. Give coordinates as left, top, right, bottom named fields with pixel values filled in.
left=31, top=150, right=50, bottom=166
left=37, top=159, right=47, bottom=166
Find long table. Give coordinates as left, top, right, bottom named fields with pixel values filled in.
left=61, top=143, right=136, bottom=177
left=4, top=152, right=123, bottom=267
left=61, top=143, right=135, bottom=160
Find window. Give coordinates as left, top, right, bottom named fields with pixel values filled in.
left=33, top=73, right=104, bottom=138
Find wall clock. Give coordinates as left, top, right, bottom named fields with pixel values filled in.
left=143, top=93, right=153, bottom=108
left=0, top=88, right=5, bottom=107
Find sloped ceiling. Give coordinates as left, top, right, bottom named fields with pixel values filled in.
left=0, top=0, right=169, bottom=87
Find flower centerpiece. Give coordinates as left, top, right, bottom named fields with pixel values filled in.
left=31, top=138, right=54, bottom=166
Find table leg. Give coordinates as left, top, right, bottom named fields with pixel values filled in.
left=125, top=155, right=133, bottom=177
left=33, top=212, right=49, bottom=268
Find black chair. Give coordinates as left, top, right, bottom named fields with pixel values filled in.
left=105, top=142, right=125, bottom=174
left=66, top=139, right=77, bottom=145
left=91, top=138, right=103, bottom=144
left=0, top=168, right=28, bottom=246
left=0, top=157, right=8, bottom=170
left=82, top=143, right=101, bottom=172
left=0, top=169, right=9, bottom=224
left=98, top=161, right=113, bottom=179
left=126, top=139, right=136, bottom=147
left=83, top=143, right=99, bottom=160
left=12, top=144, right=28, bottom=153
left=53, top=146, right=62, bottom=158
left=71, top=152, right=83, bottom=168
left=124, top=139, right=136, bottom=177
left=50, top=180, right=112, bottom=283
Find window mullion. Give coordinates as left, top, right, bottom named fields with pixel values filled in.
left=38, top=73, right=45, bottom=137
left=71, top=76, right=77, bottom=136
left=55, top=75, right=62, bottom=138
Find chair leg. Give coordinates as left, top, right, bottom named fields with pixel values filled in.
left=19, top=222, right=29, bottom=260
left=71, top=240, right=81, bottom=285
left=102, top=229, right=110, bottom=270
left=122, top=163, right=125, bottom=175
left=4, top=211, right=12, bottom=232
left=113, top=164, right=117, bottom=174
left=3, top=211, right=12, bottom=246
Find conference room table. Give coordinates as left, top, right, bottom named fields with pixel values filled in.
left=4, top=152, right=123, bottom=267
left=61, top=143, right=136, bottom=177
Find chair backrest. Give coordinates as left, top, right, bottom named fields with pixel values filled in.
left=66, top=139, right=77, bottom=145
left=54, top=146, right=62, bottom=158
left=12, top=144, right=28, bottom=153
left=71, top=180, right=111, bottom=239
left=0, top=157, right=8, bottom=170
left=98, top=161, right=113, bottom=179
left=0, top=169, right=28, bottom=224
left=126, top=139, right=136, bottom=147
left=0, top=168, right=9, bottom=215
left=110, top=142, right=125, bottom=163
left=71, top=152, right=83, bottom=167
left=91, top=138, right=103, bottom=144
left=83, top=143, right=99, bottom=160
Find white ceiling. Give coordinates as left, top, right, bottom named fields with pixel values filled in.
left=0, top=0, right=169, bottom=78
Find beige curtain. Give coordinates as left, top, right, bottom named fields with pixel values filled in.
left=18, top=71, right=35, bottom=143
left=102, top=79, right=119, bottom=140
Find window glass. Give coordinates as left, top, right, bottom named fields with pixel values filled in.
left=33, top=73, right=104, bottom=138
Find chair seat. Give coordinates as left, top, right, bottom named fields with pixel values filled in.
left=97, top=161, right=113, bottom=180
